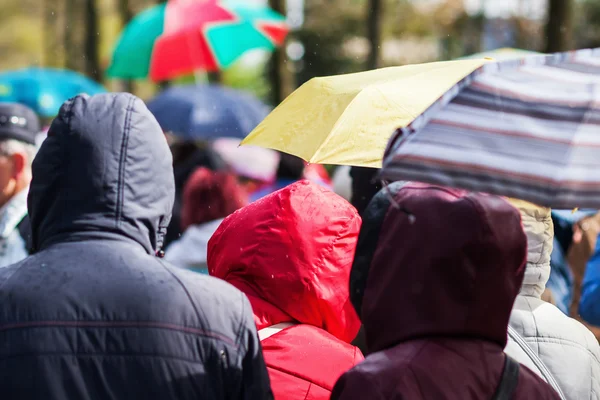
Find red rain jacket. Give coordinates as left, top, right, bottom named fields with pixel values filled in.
left=208, top=180, right=363, bottom=399
left=332, top=183, right=560, bottom=400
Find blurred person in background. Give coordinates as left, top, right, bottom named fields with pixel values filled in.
left=576, top=214, right=600, bottom=327
left=249, top=153, right=332, bottom=201
left=581, top=239, right=600, bottom=323
left=547, top=210, right=600, bottom=343
left=165, top=167, right=247, bottom=274
left=332, top=183, right=559, bottom=400
left=0, top=94, right=272, bottom=399
left=211, top=137, right=280, bottom=195
left=0, top=102, right=39, bottom=267
left=164, top=140, right=227, bottom=248
left=504, top=200, right=600, bottom=400
left=208, top=180, right=364, bottom=399
left=334, top=165, right=382, bottom=355
left=331, top=165, right=352, bottom=202
left=546, top=209, right=598, bottom=314
left=350, top=166, right=382, bottom=215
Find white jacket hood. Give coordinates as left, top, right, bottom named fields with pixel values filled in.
left=507, top=199, right=553, bottom=298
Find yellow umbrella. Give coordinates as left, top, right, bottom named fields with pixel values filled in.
left=241, top=59, right=488, bottom=168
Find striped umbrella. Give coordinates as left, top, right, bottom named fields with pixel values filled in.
left=380, top=48, right=600, bottom=209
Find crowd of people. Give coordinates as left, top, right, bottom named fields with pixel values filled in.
left=0, top=92, right=599, bottom=399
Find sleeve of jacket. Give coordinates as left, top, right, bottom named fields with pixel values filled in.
left=237, top=293, right=274, bottom=400
left=579, top=235, right=600, bottom=325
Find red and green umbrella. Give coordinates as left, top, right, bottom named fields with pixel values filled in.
left=106, top=0, right=289, bottom=81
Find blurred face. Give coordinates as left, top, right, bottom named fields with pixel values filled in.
left=0, top=152, right=27, bottom=208
left=238, top=177, right=261, bottom=194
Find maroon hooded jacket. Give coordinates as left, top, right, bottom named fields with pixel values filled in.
left=331, top=183, right=560, bottom=400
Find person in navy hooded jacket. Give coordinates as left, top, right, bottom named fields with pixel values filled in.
left=0, top=93, right=272, bottom=400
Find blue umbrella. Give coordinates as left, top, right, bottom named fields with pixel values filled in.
left=0, top=68, right=106, bottom=117
left=147, top=85, right=270, bottom=140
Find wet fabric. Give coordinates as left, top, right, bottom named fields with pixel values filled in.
left=333, top=183, right=559, bottom=400
left=0, top=93, right=272, bottom=399
left=209, top=180, right=363, bottom=399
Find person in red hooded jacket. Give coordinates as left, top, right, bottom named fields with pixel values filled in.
left=331, top=182, right=560, bottom=400
left=208, top=180, right=363, bottom=400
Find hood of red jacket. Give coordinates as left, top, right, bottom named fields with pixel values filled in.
left=351, top=183, right=527, bottom=353
left=208, top=180, right=362, bottom=343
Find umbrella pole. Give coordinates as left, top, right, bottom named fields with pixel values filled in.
left=194, top=69, right=204, bottom=86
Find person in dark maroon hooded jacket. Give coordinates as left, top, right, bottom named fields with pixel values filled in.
left=331, top=182, right=560, bottom=400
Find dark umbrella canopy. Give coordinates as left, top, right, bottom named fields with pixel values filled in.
left=147, top=84, right=270, bottom=140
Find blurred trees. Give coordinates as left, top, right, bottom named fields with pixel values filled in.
left=366, top=0, right=383, bottom=70
left=84, top=0, right=101, bottom=81
left=64, top=0, right=79, bottom=70
left=116, top=0, right=134, bottom=92
left=43, top=0, right=61, bottom=67
left=434, top=0, right=482, bottom=59
left=576, top=0, right=600, bottom=49
left=267, top=0, right=295, bottom=104
left=117, top=0, right=133, bottom=23
left=3, top=0, right=600, bottom=103
left=294, top=0, right=365, bottom=85
left=545, top=0, right=574, bottom=52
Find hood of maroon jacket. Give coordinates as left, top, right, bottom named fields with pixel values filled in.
left=331, top=183, right=560, bottom=400
left=351, top=182, right=527, bottom=352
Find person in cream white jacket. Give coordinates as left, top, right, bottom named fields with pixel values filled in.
left=505, top=199, right=600, bottom=399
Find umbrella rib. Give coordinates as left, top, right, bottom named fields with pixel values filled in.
left=310, top=90, right=373, bottom=164
left=310, top=86, right=420, bottom=166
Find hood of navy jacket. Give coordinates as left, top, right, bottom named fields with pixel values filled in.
left=351, top=182, right=527, bottom=353
left=28, top=93, right=175, bottom=254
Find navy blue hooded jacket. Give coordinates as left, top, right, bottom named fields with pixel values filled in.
left=0, top=93, right=272, bottom=399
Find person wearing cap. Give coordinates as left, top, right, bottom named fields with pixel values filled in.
left=0, top=102, right=39, bottom=267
